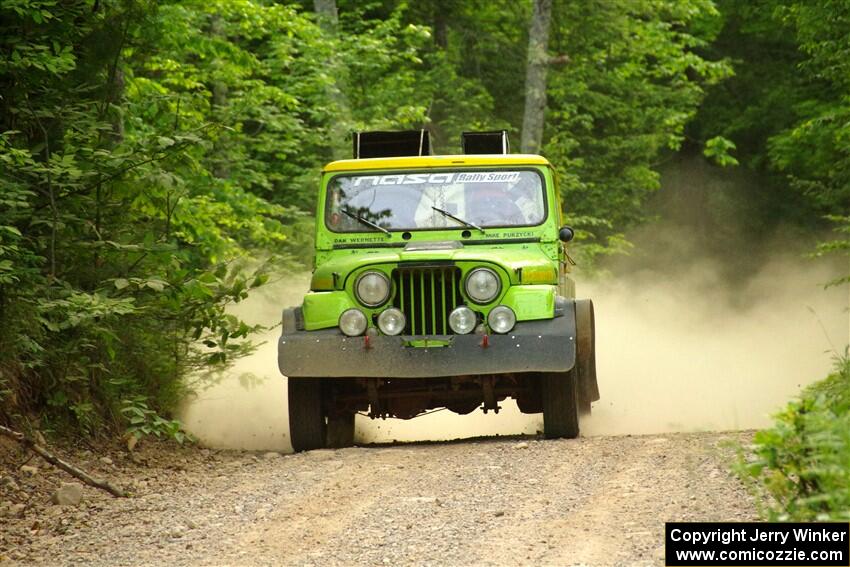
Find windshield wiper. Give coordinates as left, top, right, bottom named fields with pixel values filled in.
left=341, top=209, right=391, bottom=236
left=431, top=206, right=485, bottom=234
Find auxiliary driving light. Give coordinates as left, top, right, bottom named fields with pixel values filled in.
left=464, top=268, right=501, bottom=304
left=355, top=271, right=390, bottom=307
left=339, top=308, right=368, bottom=336
left=377, top=308, right=406, bottom=336
left=487, top=305, right=516, bottom=334
left=449, top=306, right=477, bottom=334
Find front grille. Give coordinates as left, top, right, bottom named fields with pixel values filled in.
left=391, top=265, right=463, bottom=335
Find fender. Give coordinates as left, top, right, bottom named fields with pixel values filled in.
left=575, top=298, right=600, bottom=404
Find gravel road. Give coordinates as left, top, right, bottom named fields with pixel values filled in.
left=1, top=431, right=758, bottom=566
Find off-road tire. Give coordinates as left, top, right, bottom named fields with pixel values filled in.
left=542, top=369, right=580, bottom=439
left=288, top=377, right=326, bottom=452
left=326, top=412, right=355, bottom=448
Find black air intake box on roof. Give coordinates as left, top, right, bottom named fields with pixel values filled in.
left=461, top=130, right=510, bottom=155
left=353, top=130, right=431, bottom=159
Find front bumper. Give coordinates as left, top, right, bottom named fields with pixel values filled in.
left=278, top=309, right=577, bottom=379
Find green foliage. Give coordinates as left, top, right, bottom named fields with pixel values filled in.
left=703, top=136, right=739, bottom=167
left=691, top=0, right=850, bottom=239
left=545, top=0, right=731, bottom=241
left=121, top=397, right=192, bottom=443
left=766, top=2, right=850, bottom=216
left=811, top=215, right=850, bottom=287
left=0, top=0, right=312, bottom=437
left=742, top=355, right=850, bottom=521
left=564, top=215, right=633, bottom=272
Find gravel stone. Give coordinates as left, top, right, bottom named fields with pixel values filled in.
left=8, top=503, right=25, bottom=517
left=19, top=465, right=38, bottom=477
left=51, top=483, right=84, bottom=506
left=1, top=476, right=19, bottom=491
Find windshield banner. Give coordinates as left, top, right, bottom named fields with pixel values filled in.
left=352, top=172, right=521, bottom=186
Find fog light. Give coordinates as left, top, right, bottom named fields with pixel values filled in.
left=339, top=308, right=368, bottom=336
left=449, top=306, right=476, bottom=334
left=487, top=306, right=516, bottom=334
left=377, top=308, right=406, bottom=336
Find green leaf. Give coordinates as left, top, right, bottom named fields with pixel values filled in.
left=703, top=136, right=740, bottom=167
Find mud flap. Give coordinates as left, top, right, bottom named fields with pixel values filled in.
left=575, top=299, right=600, bottom=406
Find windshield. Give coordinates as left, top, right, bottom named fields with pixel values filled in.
left=325, top=170, right=546, bottom=232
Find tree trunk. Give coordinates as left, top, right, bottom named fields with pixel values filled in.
left=313, top=0, right=351, bottom=159
left=521, top=0, right=553, bottom=154
left=433, top=5, right=448, bottom=49
left=210, top=16, right=229, bottom=178
left=313, top=0, right=339, bottom=31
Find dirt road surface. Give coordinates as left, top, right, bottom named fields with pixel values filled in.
left=1, top=431, right=757, bottom=566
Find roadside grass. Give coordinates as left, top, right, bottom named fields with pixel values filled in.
left=737, top=353, right=850, bottom=521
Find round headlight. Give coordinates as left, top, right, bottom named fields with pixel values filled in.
left=355, top=271, right=390, bottom=307
left=377, top=308, right=406, bottom=336
left=339, top=308, right=368, bottom=336
left=464, top=268, right=501, bottom=304
left=487, top=305, right=516, bottom=334
left=449, top=306, right=477, bottom=334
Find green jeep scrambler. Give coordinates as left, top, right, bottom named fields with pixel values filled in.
left=279, top=130, right=598, bottom=451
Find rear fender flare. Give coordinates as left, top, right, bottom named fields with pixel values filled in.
left=574, top=298, right=599, bottom=403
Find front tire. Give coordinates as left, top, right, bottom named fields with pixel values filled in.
left=542, top=369, right=580, bottom=439
left=288, top=377, right=326, bottom=452
left=326, top=412, right=355, bottom=448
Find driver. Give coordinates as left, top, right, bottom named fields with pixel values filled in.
left=510, top=176, right=544, bottom=222
left=465, top=181, right=526, bottom=225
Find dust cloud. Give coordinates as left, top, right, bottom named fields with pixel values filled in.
left=580, top=253, right=847, bottom=435
left=178, top=245, right=848, bottom=450
left=178, top=273, right=310, bottom=452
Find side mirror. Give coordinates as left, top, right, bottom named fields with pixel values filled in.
left=558, top=226, right=575, bottom=243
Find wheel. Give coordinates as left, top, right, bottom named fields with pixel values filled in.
left=326, top=411, right=355, bottom=448
left=288, top=377, right=326, bottom=452
left=542, top=369, right=580, bottom=439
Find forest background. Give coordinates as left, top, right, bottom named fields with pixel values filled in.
left=1, top=0, right=849, bottom=519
